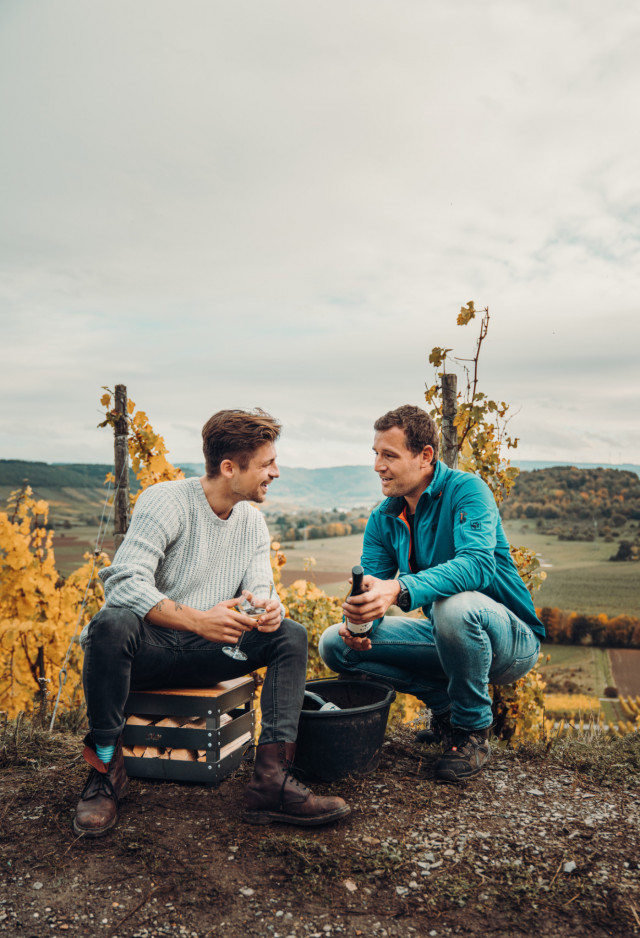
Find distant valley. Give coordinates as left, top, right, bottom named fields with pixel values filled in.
left=2, top=459, right=638, bottom=617
left=1, top=458, right=639, bottom=515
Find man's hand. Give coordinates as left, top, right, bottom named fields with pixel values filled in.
left=341, top=574, right=401, bottom=630
left=242, top=590, right=282, bottom=633
left=193, top=597, right=258, bottom=644
left=144, top=590, right=282, bottom=642
left=339, top=575, right=402, bottom=650
left=338, top=621, right=373, bottom=652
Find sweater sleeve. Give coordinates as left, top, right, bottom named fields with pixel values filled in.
left=99, top=485, right=182, bottom=618
left=400, top=474, right=498, bottom=608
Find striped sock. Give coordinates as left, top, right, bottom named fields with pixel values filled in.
left=95, top=743, right=116, bottom=765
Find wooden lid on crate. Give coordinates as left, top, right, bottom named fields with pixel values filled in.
left=138, top=677, right=253, bottom=698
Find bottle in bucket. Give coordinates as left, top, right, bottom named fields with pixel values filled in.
left=346, top=564, right=373, bottom=638
left=303, top=690, right=341, bottom=712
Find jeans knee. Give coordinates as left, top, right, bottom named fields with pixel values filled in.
left=318, top=624, right=346, bottom=672
left=87, top=606, right=142, bottom=653
left=431, top=592, right=479, bottom=645
left=279, top=618, right=308, bottom=658
left=433, top=592, right=466, bottom=626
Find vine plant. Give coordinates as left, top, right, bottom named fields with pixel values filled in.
left=425, top=303, right=547, bottom=741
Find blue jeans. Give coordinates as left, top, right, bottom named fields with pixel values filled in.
left=319, top=591, right=540, bottom=731
left=82, top=607, right=308, bottom=747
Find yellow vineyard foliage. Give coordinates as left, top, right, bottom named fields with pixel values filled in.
left=543, top=693, right=601, bottom=717
left=0, top=487, right=109, bottom=720
left=542, top=698, right=640, bottom=740
left=614, top=719, right=639, bottom=736
left=0, top=393, right=186, bottom=723
left=99, top=388, right=185, bottom=500
left=491, top=661, right=547, bottom=744
left=619, top=696, right=640, bottom=720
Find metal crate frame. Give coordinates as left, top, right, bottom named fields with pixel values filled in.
left=122, top=676, right=255, bottom=786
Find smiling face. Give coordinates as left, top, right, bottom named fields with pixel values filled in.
left=373, top=426, right=435, bottom=510
left=229, top=442, right=280, bottom=504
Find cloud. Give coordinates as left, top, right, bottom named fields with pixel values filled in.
left=1, top=0, right=639, bottom=467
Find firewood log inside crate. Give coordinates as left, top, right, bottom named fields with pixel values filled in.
left=122, top=676, right=255, bottom=785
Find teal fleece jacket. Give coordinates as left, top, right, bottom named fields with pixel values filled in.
left=361, top=460, right=545, bottom=639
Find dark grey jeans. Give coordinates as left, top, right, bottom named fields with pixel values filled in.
left=82, top=607, right=308, bottom=747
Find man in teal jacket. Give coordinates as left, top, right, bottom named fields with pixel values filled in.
left=319, top=405, right=544, bottom=782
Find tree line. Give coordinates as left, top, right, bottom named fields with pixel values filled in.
left=0, top=459, right=139, bottom=490
left=501, top=466, right=640, bottom=549
left=538, top=606, right=640, bottom=648
left=267, top=509, right=370, bottom=542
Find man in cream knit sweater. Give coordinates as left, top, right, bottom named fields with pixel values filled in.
left=74, top=408, right=349, bottom=837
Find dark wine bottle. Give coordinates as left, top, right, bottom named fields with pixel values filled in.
left=346, top=564, right=373, bottom=637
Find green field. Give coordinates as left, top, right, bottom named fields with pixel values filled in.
left=279, top=533, right=365, bottom=596
left=503, top=519, right=640, bottom=618
left=539, top=644, right=613, bottom=693
left=281, top=521, right=639, bottom=618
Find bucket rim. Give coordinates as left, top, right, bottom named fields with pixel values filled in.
left=301, top=677, right=396, bottom=718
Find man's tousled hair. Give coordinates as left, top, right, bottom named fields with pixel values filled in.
left=202, top=408, right=281, bottom=477
left=374, top=405, right=439, bottom=464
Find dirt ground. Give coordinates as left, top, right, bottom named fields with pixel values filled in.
left=609, top=651, right=640, bottom=697
left=1, top=724, right=640, bottom=938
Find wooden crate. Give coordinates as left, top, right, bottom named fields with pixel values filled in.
left=122, top=676, right=255, bottom=786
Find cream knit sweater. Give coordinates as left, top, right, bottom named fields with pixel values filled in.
left=84, top=478, right=276, bottom=639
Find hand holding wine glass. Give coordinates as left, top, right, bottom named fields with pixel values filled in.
left=222, top=586, right=274, bottom=661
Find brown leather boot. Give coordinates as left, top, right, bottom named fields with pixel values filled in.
left=73, top=736, right=129, bottom=838
left=244, top=742, right=350, bottom=827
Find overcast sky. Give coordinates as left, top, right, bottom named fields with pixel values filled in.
left=1, top=0, right=638, bottom=471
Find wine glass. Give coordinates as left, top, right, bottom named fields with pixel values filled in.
left=221, top=587, right=271, bottom=662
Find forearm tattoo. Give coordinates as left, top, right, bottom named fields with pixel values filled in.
left=152, top=599, right=183, bottom=614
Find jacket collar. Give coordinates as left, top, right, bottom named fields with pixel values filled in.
left=382, top=460, right=447, bottom=516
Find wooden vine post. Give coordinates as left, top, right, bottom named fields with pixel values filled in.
left=441, top=373, right=458, bottom=470
left=113, top=384, right=130, bottom=552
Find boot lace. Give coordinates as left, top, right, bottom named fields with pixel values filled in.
left=80, top=767, right=117, bottom=803
left=278, top=769, right=310, bottom=809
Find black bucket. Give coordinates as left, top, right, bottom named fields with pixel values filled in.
left=293, top=678, right=396, bottom=781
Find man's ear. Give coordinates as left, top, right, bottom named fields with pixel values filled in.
left=421, top=445, right=435, bottom=467
left=219, top=458, right=236, bottom=479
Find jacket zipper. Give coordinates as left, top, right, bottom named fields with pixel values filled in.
left=398, top=508, right=414, bottom=573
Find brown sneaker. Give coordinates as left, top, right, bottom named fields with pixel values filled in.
left=73, top=736, right=128, bottom=838
left=244, top=742, right=350, bottom=827
left=435, top=727, right=491, bottom=783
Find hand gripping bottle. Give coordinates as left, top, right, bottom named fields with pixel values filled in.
left=346, top=565, right=373, bottom=637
